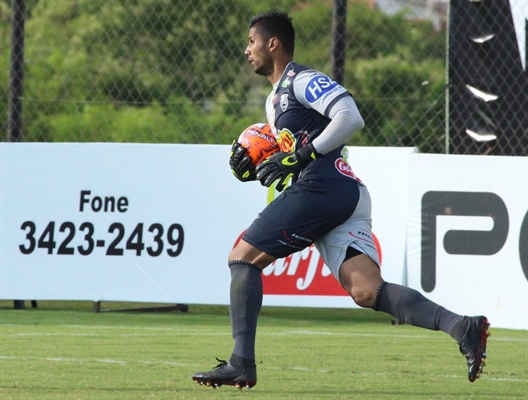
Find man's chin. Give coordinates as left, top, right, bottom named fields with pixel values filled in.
left=254, top=67, right=270, bottom=77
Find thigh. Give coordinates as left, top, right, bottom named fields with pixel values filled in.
left=315, top=183, right=380, bottom=280
left=339, top=253, right=384, bottom=308
left=243, top=179, right=360, bottom=259
left=339, top=254, right=383, bottom=297
left=228, top=239, right=277, bottom=270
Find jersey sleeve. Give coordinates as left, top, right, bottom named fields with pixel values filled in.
left=293, top=70, right=351, bottom=117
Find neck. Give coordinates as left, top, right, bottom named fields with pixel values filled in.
left=267, top=57, right=293, bottom=84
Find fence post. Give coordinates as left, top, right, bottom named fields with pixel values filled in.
left=13, top=300, right=25, bottom=309
left=331, top=0, right=347, bottom=85
left=8, top=0, right=26, bottom=142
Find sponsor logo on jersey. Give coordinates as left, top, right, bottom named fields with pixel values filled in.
left=335, top=158, right=362, bottom=181
left=287, top=70, right=296, bottom=77
left=277, top=128, right=295, bottom=152
left=281, top=77, right=291, bottom=87
left=305, top=75, right=339, bottom=103
left=280, top=94, right=289, bottom=111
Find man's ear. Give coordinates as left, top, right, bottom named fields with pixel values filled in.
left=268, top=37, right=280, bottom=53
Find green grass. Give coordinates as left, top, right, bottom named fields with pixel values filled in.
left=0, top=301, right=526, bottom=399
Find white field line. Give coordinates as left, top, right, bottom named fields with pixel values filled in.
left=1, top=355, right=526, bottom=383
left=1, top=324, right=526, bottom=342
left=3, top=332, right=229, bottom=337
left=281, top=330, right=528, bottom=342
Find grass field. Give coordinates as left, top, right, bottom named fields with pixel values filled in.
left=0, top=301, right=526, bottom=399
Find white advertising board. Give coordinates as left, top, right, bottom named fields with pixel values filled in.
left=407, top=154, right=528, bottom=330
left=1, top=143, right=413, bottom=308
left=1, top=143, right=255, bottom=304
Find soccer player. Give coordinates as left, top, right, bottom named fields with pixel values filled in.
left=192, top=9, right=489, bottom=389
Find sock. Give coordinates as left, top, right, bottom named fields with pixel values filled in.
left=373, top=282, right=467, bottom=342
left=229, top=353, right=256, bottom=368
left=228, top=260, right=263, bottom=361
left=450, top=316, right=469, bottom=343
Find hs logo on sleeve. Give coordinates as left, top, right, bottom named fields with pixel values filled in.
left=305, top=76, right=339, bottom=103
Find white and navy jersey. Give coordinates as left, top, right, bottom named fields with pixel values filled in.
left=265, top=61, right=361, bottom=182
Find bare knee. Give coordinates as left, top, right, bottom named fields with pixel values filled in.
left=349, top=286, right=377, bottom=308
left=228, top=239, right=277, bottom=270
left=339, top=254, right=383, bottom=308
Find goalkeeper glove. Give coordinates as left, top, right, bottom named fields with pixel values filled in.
left=256, top=143, right=320, bottom=192
left=229, top=141, right=256, bottom=182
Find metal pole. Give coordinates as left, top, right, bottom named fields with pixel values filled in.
left=445, top=0, right=450, bottom=154
left=8, top=0, right=26, bottom=142
left=331, top=0, right=347, bottom=85
left=9, top=0, right=26, bottom=307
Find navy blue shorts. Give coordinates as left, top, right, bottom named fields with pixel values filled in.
left=242, top=178, right=360, bottom=259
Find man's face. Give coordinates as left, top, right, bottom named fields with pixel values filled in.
left=245, top=27, right=273, bottom=77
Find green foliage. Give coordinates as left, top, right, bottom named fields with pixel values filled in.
left=344, top=4, right=446, bottom=152
left=350, top=55, right=445, bottom=152
left=24, top=98, right=264, bottom=143
left=291, top=2, right=333, bottom=72
left=2, top=0, right=447, bottom=152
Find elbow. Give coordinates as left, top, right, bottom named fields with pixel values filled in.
left=340, top=106, right=365, bottom=134
left=345, top=110, right=364, bottom=134
left=354, top=116, right=365, bottom=132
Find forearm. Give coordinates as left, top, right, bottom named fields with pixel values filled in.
left=311, top=95, right=365, bottom=155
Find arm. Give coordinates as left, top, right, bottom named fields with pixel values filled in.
left=311, top=94, right=364, bottom=155
left=257, top=91, right=365, bottom=192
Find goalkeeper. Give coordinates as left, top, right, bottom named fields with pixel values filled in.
left=192, top=9, right=489, bottom=389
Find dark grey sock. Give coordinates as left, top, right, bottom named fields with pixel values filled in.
left=229, top=353, right=256, bottom=368
left=373, top=282, right=466, bottom=341
left=450, top=316, right=469, bottom=343
left=229, top=260, right=263, bottom=361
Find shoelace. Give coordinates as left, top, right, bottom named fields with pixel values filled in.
left=213, top=358, right=228, bottom=370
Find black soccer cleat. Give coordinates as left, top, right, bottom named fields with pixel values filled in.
left=458, top=316, right=490, bottom=382
left=192, top=358, right=257, bottom=389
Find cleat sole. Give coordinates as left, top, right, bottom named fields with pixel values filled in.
left=192, top=358, right=256, bottom=389
left=192, top=377, right=255, bottom=390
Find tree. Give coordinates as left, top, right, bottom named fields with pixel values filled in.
left=2, top=0, right=447, bottom=153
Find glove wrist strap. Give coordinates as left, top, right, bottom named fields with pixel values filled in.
left=296, top=143, right=321, bottom=168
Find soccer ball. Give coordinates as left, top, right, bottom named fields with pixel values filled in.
left=237, top=123, right=280, bottom=166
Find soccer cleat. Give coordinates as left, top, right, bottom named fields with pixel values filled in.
left=458, top=316, right=490, bottom=382
left=192, top=358, right=257, bottom=389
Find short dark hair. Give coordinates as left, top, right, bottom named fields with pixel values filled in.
left=249, top=10, right=295, bottom=56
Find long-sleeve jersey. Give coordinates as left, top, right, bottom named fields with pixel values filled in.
left=266, top=61, right=364, bottom=182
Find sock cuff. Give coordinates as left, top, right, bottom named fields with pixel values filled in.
left=228, top=260, right=262, bottom=273
left=372, top=281, right=388, bottom=311
left=230, top=353, right=256, bottom=368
